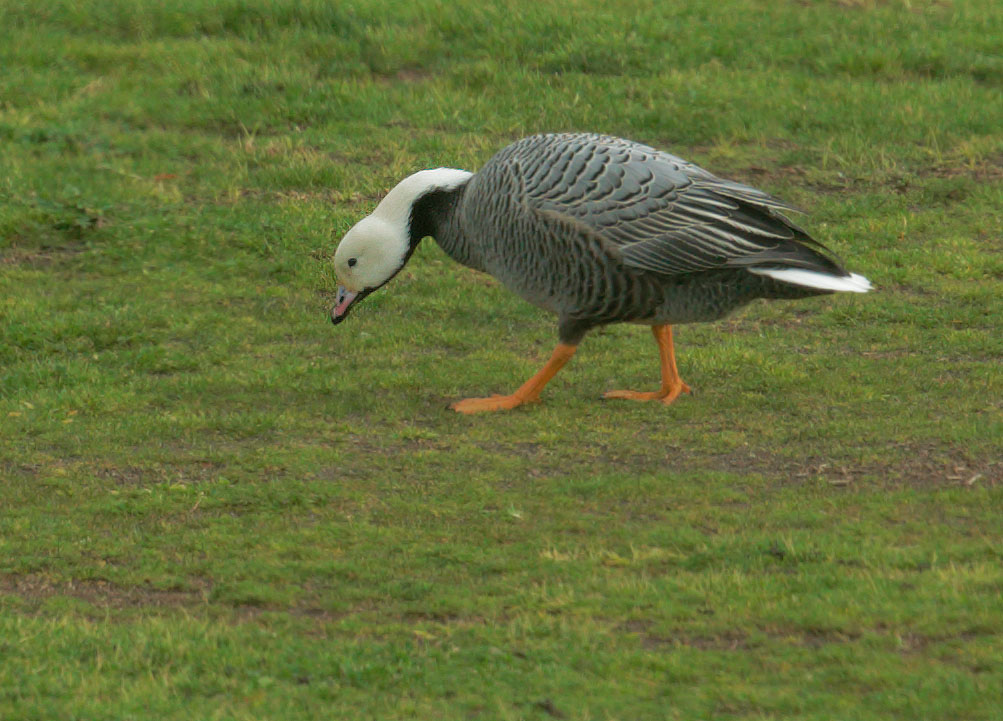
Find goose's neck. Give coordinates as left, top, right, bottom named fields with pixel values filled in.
left=406, top=171, right=483, bottom=272
left=375, top=168, right=470, bottom=227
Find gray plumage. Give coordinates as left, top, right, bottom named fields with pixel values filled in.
left=416, top=132, right=862, bottom=345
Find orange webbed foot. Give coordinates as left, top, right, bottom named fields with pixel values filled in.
left=602, top=325, right=691, bottom=406
left=451, top=343, right=577, bottom=415
left=603, top=381, right=692, bottom=406
left=450, top=394, right=537, bottom=414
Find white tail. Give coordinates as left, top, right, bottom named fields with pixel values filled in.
left=748, top=268, right=872, bottom=293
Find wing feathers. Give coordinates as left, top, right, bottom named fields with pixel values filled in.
left=516, top=134, right=847, bottom=279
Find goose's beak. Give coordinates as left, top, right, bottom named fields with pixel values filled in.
left=330, top=286, right=360, bottom=325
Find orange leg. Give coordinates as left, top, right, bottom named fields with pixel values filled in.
left=604, top=325, right=692, bottom=405
left=451, top=343, right=577, bottom=414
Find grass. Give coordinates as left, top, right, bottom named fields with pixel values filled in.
left=2, top=0, right=1002, bottom=718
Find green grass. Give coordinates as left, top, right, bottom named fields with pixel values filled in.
left=2, top=0, right=1002, bottom=718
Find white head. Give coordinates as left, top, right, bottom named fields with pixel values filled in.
left=330, top=168, right=472, bottom=324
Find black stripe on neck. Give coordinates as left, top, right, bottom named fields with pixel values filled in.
left=408, top=183, right=467, bottom=251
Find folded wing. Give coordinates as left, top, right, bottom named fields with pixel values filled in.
left=518, top=134, right=849, bottom=279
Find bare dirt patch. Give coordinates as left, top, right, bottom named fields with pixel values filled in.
left=640, top=631, right=750, bottom=651
left=0, top=574, right=210, bottom=610
left=471, top=436, right=1002, bottom=491
left=718, top=149, right=1003, bottom=200
left=926, top=155, right=1003, bottom=183
left=0, top=462, right=41, bottom=478
left=702, top=443, right=1001, bottom=490
left=88, top=458, right=225, bottom=487
left=0, top=574, right=360, bottom=625
left=625, top=623, right=873, bottom=653
left=371, top=67, right=434, bottom=85
left=1, top=244, right=83, bottom=268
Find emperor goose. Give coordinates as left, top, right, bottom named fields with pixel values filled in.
left=330, top=133, right=871, bottom=413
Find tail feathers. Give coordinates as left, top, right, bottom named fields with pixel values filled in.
left=748, top=267, right=872, bottom=293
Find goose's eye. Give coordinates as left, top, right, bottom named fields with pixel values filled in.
left=347, top=258, right=357, bottom=268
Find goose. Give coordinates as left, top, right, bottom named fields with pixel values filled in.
left=330, top=133, right=871, bottom=413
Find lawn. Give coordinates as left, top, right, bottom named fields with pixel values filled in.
left=1, top=0, right=1002, bottom=718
